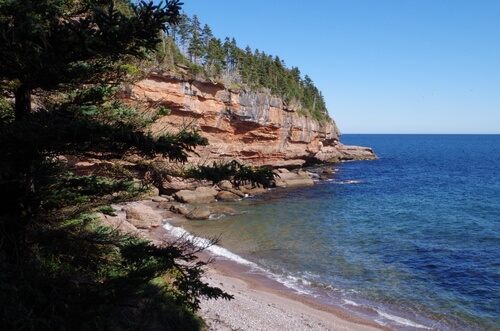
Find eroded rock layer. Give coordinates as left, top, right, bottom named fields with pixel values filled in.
left=130, top=72, right=376, bottom=168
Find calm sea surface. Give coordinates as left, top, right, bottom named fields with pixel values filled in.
left=166, top=134, right=500, bottom=330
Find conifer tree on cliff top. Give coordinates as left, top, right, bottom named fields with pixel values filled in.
left=0, top=1, right=234, bottom=329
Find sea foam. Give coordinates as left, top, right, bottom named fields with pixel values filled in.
left=163, top=222, right=256, bottom=267
left=162, top=221, right=317, bottom=296
left=376, top=310, right=432, bottom=329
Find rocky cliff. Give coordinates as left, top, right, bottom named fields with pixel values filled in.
left=128, top=72, right=376, bottom=168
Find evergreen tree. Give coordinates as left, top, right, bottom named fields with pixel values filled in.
left=0, top=0, right=182, bottom=121
left=176, top=13, right=191, bottom=56
left=188, top=14, right=204, bottom=64
left=205, top=37, right=226, bottom=76
left=0, top=1, right=234, bottom=329
left=223, top=37, right=239, bottom=72
left=149, top=8, right=331, bottom=120
left=202, top=23, right=214, bottom=49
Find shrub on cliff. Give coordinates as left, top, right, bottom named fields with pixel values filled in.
left=0, top=1, right=232, bottom=329
left=187, top=160, right=276, bottom=188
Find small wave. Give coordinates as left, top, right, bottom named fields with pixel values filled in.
left=163, top=222, right=256, bottom=267
left=314, top=178, right=337, bottom=183
left=277, top=274, right=316, bottom=296
left=376, top=310, right=431, bottom=329
left=163, top=221, right=317, bottom=296
left=340, top=179, right=364, bottom=184
left=343, top=299, right=360, bottom=307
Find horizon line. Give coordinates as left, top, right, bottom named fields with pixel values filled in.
left=341, top=132, right=500, bottom=135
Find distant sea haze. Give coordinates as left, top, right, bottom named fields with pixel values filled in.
left=166, top=134, right=500, bottom=331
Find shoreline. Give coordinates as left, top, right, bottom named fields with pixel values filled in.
left=198, top=252, right=387, bottom=331
left=143, top=205, right=388, bottom=331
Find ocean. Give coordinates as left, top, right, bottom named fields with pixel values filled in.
left=165, top=134, right=500, bottom=330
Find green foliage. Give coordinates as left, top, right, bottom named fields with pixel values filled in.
left=187, top=160, right=276, bottom=188
left=187, top=62, right=204, bottom=77
left=168, top=14, right=331, bottom=123
left=0, top=97, right=14, bottom=122
left=0, top=216, right=224, bottom=330
left=187, top=160, right=240, bottom=185
left=120, top=63, right=141, bottom=76
left=158, top=105, right=172, bottom=116
left=0, top=0, right=184, bottom=120
left=41, top=171, right=143, bottom=210
left=96, top=205, right=117, bottom=216
left=151, top=105, right=172, bottom=121
left=0, top=1, right=232, bottom=330
left=232, top=164, right=277, bottom=189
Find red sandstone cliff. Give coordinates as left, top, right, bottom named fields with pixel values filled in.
left=129, top=72, right=376, bottom=168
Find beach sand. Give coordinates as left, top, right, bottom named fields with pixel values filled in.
left=198, top=257, right=386, bottom=331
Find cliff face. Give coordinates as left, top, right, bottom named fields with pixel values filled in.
left=130, top=72, right=375, bottom=168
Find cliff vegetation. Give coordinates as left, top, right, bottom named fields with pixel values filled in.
left=143, top=13, right=331, bottom=123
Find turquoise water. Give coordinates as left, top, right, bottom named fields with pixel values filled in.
left=167, top=135, right=500, bottom=330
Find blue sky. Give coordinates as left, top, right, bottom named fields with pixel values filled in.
left=174, top=0, right=500, bottom=134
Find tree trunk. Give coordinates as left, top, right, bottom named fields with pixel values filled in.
left=13, top=83, right=36, bottom=221
left=14, top=84, right=31, bottom=121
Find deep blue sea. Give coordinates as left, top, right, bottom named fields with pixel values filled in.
left=165, top=134, right=500, bottom=330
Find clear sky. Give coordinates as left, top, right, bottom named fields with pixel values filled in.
left=173, top=0, right=500, bottom=134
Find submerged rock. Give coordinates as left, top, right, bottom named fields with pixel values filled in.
left=185, top=207, right=211, bottom=220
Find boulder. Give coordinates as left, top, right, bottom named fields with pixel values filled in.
left=152, top=196, right=168, bottom=202
left=98, top=213, right=139, bottom=235
left=185, top=206, right=211, bottom=220
left=173, top=189, right=216, bottom=204
left=283, top=177, right=314, bottom=187
left=210, top=206, right=242, bottom=217
left=322, top=167, right=336, bottom=174
left=170, top=204, right=190, bottom=215
left=274, top=180, right=288, bottom=188
left=297, top=170, right=311, bottom=177
left=122, top=203, right=163, bottom=229
left=195, top=186, right=219, bottom=196
left=241, top=186, right=268, bottom=195
left=274, top=169, right=313, bottom=187
left=274, top=169, right=307, bottom=180
left=216, top=190, right=241, bottom=201
left=160, top=175, right=213, bottom=194
left=225, top=188, right=247, bottom=198
left=217, top=180, right=233, bottom=190
left=157, top=201, right=170, bottom=209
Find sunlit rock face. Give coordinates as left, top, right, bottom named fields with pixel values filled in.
left=130, top=72, right=376, bottom=168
